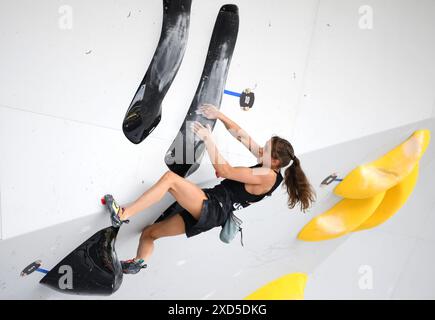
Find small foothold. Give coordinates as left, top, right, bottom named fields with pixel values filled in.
left=320, top=173, right=339, bottom=186
left=21, top=260, right=42, bottom=277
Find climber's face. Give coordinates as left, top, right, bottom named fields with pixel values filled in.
left=261, top=139, right=280, bottom=169
left=261, top=139, right=272, bottom=166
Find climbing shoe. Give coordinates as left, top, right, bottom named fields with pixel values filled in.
left=101, top=194, right=130, bottom=228
left=121, top=258, right=147, bottom=274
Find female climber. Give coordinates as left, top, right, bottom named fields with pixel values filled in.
left=104, top=103, right=316, bottom=274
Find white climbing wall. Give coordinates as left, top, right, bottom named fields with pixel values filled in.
left=0, top=0, right=435, bottom=299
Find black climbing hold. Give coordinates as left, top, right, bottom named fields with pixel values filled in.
left=320, top=173, right=339, bottom=186
left=165, top=4, right=239, bottom=177
left=239, top=90, right=255, bottom=109
left=39, top=226, right=122, bottom=296
left=21, top=260, right=42, bottom=277
left=122, top=0, right=192, bottom=144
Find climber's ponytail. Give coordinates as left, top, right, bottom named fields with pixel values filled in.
left=271, top=136, right=316, bottom=213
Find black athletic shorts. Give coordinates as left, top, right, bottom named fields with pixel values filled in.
left=154, top=186, right=232, bottom=238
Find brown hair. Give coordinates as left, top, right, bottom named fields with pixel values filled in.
left=270, top=136, right=316, bottom=212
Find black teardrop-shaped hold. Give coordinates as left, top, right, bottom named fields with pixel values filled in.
left=40, top=226, right=123, bottom=296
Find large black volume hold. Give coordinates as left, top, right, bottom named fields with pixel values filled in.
left=40, top=227, right=122, bottom=296
left=165, top=4, right=239, bottom=177
left=123, top=0, right=192, bottom=144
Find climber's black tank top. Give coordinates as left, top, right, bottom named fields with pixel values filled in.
left=216, top=163, right=283, bottom=211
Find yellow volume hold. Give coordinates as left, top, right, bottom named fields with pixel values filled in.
left=244, top=273, right=308, bottom=300
left=355, top=164, right=419, bottom=231
left=298, top=192, right=385, bottom=241
left=334, top=129, right=430, bottom=199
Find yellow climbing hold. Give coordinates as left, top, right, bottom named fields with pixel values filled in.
left=334, top=129, right=430, bottom=199
left=355, top=164, right=419, bottom=231
left=298, top=192, right=385, bottom=241
left=244, top=273, right=308, bottom=300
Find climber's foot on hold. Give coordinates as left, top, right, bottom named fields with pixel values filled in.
left=101, top=194, right=130, bottom=228
left=121, top=258, right=147, bottom=274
